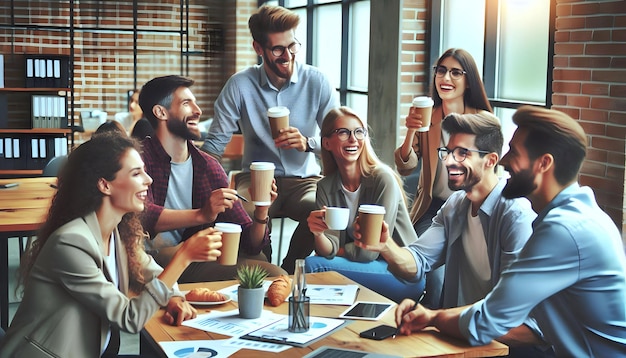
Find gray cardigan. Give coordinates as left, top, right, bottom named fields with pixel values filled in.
left=315, top=165, right=417, bottom=262
left=0, top=212, right=177, bottom=358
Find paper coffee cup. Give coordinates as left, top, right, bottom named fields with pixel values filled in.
left=267, top=106, right=290, bottom=139
left=214, top=222, right=242, bottom=266
left=412, top=96, right=434, bottom=132
left=358, top=204, right=386, bottom=246
left=249, top=162, right=275, bottom=206
left=325, top=207, right=350, bottom=230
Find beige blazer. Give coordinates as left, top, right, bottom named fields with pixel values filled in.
left=0, top=212, right=175, bottom=358
left=394, top=106, right=445, bottom=224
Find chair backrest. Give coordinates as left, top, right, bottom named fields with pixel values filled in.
left=42, top=155, right=68, bottom=177
left=222, top=134, right=244, bottom=160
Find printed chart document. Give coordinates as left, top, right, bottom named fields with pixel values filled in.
left=158, top=340, right=239, bottom=358
left=182, top=309, right=283, bottom=337
left=306, top=284, right=359, bottom=305
left=218, top=282, right=359, bottom=305
left=240, top=315, right=348, bottom=347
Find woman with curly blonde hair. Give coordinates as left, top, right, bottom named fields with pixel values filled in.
left=1, top=132, right=222, bottom=358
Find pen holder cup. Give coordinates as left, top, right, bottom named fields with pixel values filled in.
left=288, top=296, right=310, bottom=333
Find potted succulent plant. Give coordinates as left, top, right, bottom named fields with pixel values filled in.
left=236, top=265, right=268, bottom=319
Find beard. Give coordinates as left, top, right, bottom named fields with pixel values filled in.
left=263, top=52, right=293, bottom=80
left=167, top=116, right=201, bottom=141
left=502, top=167, right=537, bottom=199
left=447, top=165, right=481, bottom=192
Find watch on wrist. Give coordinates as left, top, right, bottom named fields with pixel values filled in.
left=306, top=136, right=315, bottom=152
left=254, top=215, right=270, bottom=224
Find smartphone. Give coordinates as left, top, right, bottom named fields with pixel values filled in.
left=359, top=324, right=397, bottom=341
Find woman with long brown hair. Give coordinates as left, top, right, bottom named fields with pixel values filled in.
left=1, top=132, right=222, bottom=358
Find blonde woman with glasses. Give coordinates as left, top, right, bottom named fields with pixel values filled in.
left=305, top=107, right=424, bottom=304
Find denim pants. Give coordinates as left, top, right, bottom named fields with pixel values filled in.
left=305, top=256, right=425, bottom=303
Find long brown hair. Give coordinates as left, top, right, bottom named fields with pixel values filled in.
left=18, top=132, right=147, bottom=294
left=432, top=48, right=493, bottom=113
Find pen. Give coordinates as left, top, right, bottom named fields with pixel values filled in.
left=234, top=192, right=249, bottom=202
left=393, top=290, right=426, bottom=339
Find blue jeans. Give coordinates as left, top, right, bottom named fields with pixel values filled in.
left=305, top=256, right=425, bottom=303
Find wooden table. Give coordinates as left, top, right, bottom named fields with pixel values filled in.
left=141, top=271, right=508, bottom=357
left=0, top=177, right=56, bottom=329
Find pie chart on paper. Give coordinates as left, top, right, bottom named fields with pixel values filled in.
left=173, top=346, right=218, bottom=357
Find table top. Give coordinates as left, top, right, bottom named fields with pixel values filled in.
left=0, top=177, right=56, bottom=233
left=142, top=271, right=508, bottom=358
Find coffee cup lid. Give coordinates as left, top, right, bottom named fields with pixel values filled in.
left=412, top=96, right=434, bottom=108
left=214, top=222, right=242, bottom=233
left=358, top=204, right=386, bottom=214
left=250, top=162, right=276, bottom=170
left=267, top=106, right=290, bottom=118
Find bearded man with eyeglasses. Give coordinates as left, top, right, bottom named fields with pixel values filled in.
left=201, top=4, right=339, bottom=274
left=357, top=111, right=555, bottom=356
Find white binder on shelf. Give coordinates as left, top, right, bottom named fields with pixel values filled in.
left=12, top=138, right=20, bottom=158
left=4, top=137, right=11, bottom=158
left=0, top=54, right=4, bottom=88
left=31, top=138, right=39, bottom=158
left=39, top=138, right=47, bottom=159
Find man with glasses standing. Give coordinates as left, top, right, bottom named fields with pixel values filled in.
left=358, top=112, right=552, bottom=355
left=201, top=4, right=339, bottom=273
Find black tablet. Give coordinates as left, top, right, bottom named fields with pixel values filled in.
left=338, top=301, right=394, bottom=321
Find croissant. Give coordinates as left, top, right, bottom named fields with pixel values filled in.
left=267, top=275, right=292, bottom=306
left=186, top=288, right=227, bottom=302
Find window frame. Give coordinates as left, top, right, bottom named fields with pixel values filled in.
left=429, top=0, right=557, bottom=110
left=260, top=0, right=370, bottom=106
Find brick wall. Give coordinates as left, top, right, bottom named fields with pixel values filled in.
left=399, top=0, right=625, bottom=237
left=0, top=0, right=243, bottom=130
left=399, top=0, right=429, bottom=142
left=553, top=0, right=626, bottom=239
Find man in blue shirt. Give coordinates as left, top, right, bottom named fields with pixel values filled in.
left=394, top=106, right=626, bottom=357
left=202, top=4, right=340, bottom=273
left=358, top=112, right=545, bottom=354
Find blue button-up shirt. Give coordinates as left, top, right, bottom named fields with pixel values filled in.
left=460, top=183, right=626, bottom=356
left=203, top=61, right=340, bottom=177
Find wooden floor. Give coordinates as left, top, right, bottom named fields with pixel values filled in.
left=7, top=218, right=297, bottom=354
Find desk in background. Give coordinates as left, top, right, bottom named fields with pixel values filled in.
left=141, top=271, right=508, bottom=358
left=0, top=177, right=56, bottom=329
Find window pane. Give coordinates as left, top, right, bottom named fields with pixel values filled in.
left=497, top=0, right=549, bottom=103
left=313, top=4, right=342, bottom=89
left=441, top=0, right=485, bottom=71
left=347, top=92, right=369, bottom=124
left=494, top=107, right=516, bottom=157
left=285, top=0, right=307, bottom=6
left=314, top=0, right=341, bottom=4
left=348, top=1, right=370, bottom=91
left=293, top=8, right=307, bottom=63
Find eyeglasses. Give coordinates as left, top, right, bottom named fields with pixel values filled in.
left=437, top=146, right=490, bottom=162
left=267, top=40, right=301, bottom=57
left=331, top=127, right=367, bottom=141
left=433, top=65, right=466, bottom=80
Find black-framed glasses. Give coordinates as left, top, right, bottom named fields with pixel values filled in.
left=267, top=40, right=301, bottom=57
left=437, top=146, right=490, bottom=162
left=433, top=65, right=466, bottom=80
left=331, top=127, right=367, bottom=141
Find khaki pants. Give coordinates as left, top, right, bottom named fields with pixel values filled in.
left=235, top=173, right=321, bottom=273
